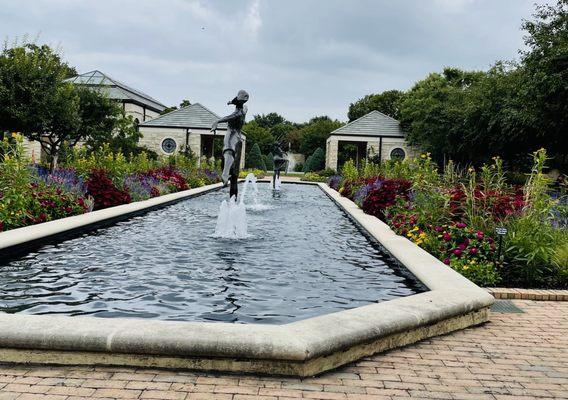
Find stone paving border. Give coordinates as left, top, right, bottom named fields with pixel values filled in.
left=0, top=182, right=493, bottom=377
left=487, top=288, right=568, bottom=301
left=0, top=300, right=566, bottom=400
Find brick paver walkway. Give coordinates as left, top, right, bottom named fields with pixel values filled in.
left=0, top=300, right=566, bottom=400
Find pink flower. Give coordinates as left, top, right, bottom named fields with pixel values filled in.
left=443, top=258, right=451, bottom=265
left=458, top=243, right=466, bottom=250
left=456, top=222, right=467, bottom=229
left=443, top=233, right=451, bottom=242
left=476, top=231, right=484, bottom=239
left=470, top=247, right=478, bottom=254
left=453, top=249, right=462, bottom=256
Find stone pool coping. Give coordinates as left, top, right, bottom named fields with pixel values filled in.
left=0, top=182, right=494, bottom=377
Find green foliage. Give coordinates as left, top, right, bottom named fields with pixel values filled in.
left=0, top=42, right=82, bottom=170
left=264, top=153, right=275, bottom=170
left=341, top=160, right=359, bottom=182
left=243, top=120, right=274, bottom=155
left=386, top=1, right=568, bottom=169
left=245, top=143, right=266, bottom=170
left=503, top=149, right=566, bottom=287
left=449, top=258, right=500, bottom=287
left=0, top=134, right=32, bottom=229
left=299, top=116, right=343, bottom=156
left=348, top=90, right=405, bottom=121
left=304, top=147, right=325, bottom=172
left=253, top=112, right=287, bottom=129
left=0, top=41, right=131, bottom=170
left=239, top=169, right=266, bottom=179
left=301, top=172, right=328, bottom=182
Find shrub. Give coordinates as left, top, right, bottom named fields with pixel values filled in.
left=301, top=172, right=327, bottom=182
left=304, top=147, right=325, bottom=172
left=361, top=178, right=412, bottom=221
left=246, top=143, right=266, bottom=170
left=86, top=169, right=131, bottom=210
left=265, top=153, right=275, bottom=170
left=293, top=163, right=304, bottom=172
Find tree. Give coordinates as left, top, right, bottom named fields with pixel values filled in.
left=253, top=112, right=287, bottom=129
left=246, top=143, right=266, bottom=170
left=299, top=116, right=343, bottom=156
left=400, top=68, right=484, bottom=164
left=348, top=90, right=405, bottom=121
left=0, top=43, right=82, bottom=170
left=78, top=86, right=122, bottom=149
left=304, top=147, right=325, bottom=172
left=264, top=152, right=275, bottom=170
left=519, top=0, right=568, bottom=167
left=161, top=99, right=191, bottom=115
left=243, top=120, right=274, bottom=155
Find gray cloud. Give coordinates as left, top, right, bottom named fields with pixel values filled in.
left=1, top=0, right=547, bottom=122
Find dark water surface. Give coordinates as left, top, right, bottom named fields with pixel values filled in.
left=0, top=183, right=425, bottom=324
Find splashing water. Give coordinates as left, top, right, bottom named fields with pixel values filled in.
left=242, top=173, right=273, bottom=211
left=213, top=195, right=248, bottom=239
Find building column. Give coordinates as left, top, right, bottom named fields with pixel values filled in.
left=325, top=138, right=339, bottom=171
left=240, top=139, right=246, bottom=170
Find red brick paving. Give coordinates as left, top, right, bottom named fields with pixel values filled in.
left=0, top=300, right=567, bottom=399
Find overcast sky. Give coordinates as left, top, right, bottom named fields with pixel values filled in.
left=1, top=0, right=547, bottom=122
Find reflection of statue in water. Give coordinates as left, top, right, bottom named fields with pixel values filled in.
left=272, top=140, right=288, bottom=189
left=211, top=90, right=249, bottom=199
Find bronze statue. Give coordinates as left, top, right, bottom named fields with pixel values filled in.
left=211, top=90, right=249, bottom=198
left=272, top=140, right=288, bottom=189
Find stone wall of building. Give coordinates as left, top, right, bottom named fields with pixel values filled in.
left=124, top=103, right=161, bottom=123
left=138, top=127, right=246, bottom=169
left=325, top=135, right=417, bottom=171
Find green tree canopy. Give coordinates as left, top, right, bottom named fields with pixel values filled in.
left=0, top=43, right=82, bottom=170
left=348, top=90, right=405, bottom=121
left=299, top=116, right=343, bottom=156
left=253, top=112, right=288, bottom=129
left=243, top=120, right=274, bottom=155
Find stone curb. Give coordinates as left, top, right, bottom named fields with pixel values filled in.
left=486, top=287, right=568, bottom=301
left=0, top=182, right=493, bottom=376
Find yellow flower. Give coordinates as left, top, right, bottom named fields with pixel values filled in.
left=463, top=265, right=469, bottom=270
left=420, top=154, right=426, bottom=159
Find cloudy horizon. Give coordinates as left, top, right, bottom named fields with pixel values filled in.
left=1, top=0, right=548, bottom=122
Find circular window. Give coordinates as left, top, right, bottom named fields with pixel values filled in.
left=390, top=147, right=406, bottom=161
left=161, top=138, right=177, bottom=154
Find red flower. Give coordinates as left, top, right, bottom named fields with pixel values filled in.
left=443, top=258, right=451, bottom=265
left=453, top=249, right=462, bottom=256
left=470, top=247, right=479, bottom=254
left=443, top=233, right=451, bottom=242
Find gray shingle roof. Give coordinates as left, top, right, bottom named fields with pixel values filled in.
left=139, top=103, right=227, bottom=130
left=330, top=111, right=405, bottom=137
left=66, top=70, right=166, bottom=112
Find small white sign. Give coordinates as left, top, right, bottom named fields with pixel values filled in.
left=495, top=227, right=508, bottom=236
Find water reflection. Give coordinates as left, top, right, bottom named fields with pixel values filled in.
left=0, top=183, right=425, bottom=324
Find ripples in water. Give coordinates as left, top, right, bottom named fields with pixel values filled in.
left=0, top=183, right=425, bottom=324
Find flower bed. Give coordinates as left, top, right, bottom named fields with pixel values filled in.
left=0, top=135, right=220, bottom=232
left=331, top=152, right=568, bottom=289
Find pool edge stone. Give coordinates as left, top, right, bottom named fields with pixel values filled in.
left=0, top=182, right=494, bottom=376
